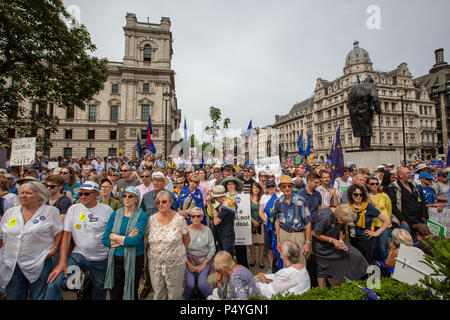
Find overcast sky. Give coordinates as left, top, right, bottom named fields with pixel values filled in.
left=63, top=0, right=450, bottom=136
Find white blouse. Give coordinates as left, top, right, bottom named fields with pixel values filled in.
left=0, top=205, right=63, bottom=288
left=255, top=266, right=311, bottom=299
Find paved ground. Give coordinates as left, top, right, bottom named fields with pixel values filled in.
left=63, top=246, right=272, bottom=300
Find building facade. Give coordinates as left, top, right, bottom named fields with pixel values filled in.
left=39, top=13, right=181, bottom=158
left=273, top=41, right=439, bottom=163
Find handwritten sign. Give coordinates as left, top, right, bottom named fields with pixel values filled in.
left=10, top=137, right=36, bottom=166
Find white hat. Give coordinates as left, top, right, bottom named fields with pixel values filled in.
left=75, top=181, right=100, bottom=194
left=211, top=185, right=227, bottom=198
left=152, top=171, right=169, bottom=186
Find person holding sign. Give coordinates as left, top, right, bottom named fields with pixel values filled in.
left=0, top=181, right=63, bottom=300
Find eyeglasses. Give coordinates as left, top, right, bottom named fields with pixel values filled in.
left=259, top=175, right=267, bottom=178
left=141, top=175, right=151, bottom=178
left=191, top=215, right=202, bottom=218
left=352, top=193, right=363, bottom=197
left=121, top=170, right=129, bottom=172
left=177, top=182, right=184, bottom=185
left=45, top=184, right=58, bottom=189
left=123, top=194, right=136, bottom=199
left=267, top=185, right=276, bottom=188
left=280, top=185, right=292, bottom=189
left=190, top=180, right=199, bottom=184
left=368, top=183, right=378, bottom=186
left=61, top=172, right=70, bottom=175
left=79, top=192, right=94, bottom=197
left=156, top=200, right=168, bottom=205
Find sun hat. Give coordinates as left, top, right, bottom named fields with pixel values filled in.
left=278, top=175, right=294, bottom=186
left=123, top=186, right=140, bottom=200
left=211, top=185, right=227, bottom=198
left=75, top=181, right=100, bottom=194
left=415, top=163, right=427, bottom=171
left=220, top=176, right=243, bottom=191
left=152, top=171, right=169, bottom=186
left=17, top=176, right=38, bottom=185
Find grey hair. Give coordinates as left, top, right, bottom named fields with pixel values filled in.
left=18, top=181, right=50, bottom=205
left=281, top=240, right=302, bottom=264
left=335, top=204, right=357, bottom=224
left=190, top=207, right=203, bottom=217
left=155, top=190, right=173, bottom=205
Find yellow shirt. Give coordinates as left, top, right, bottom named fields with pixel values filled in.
left=369, top=192, right=392, bottom=228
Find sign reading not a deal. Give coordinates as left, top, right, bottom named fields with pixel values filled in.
left=10, top=137, right=36, bottom=166
left=233, top=193, right=252, bottom=246
left=255, top=156, right=282, bottom=177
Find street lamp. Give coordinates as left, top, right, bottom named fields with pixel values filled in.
left=398, top=89, right=407, bottom=166
left=162, top=89, right=171, bottom=160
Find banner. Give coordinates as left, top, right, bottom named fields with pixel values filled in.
left=10, top=137, right=36, bottom=166
left=233, top=193, right=252, bottom=246
left=48, top=161, right=59, bottom=170
left=255, top=156, right=282, bottom=178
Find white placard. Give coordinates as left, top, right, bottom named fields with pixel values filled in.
left=392, top=244, right=444, bottom=287
left=10, top=137, right=36, bottom=166
left=255, top=156, right=282, bottom=177
left=48, top=161, right=59, bottom=170
left=233, top=193, right=252, bottom=246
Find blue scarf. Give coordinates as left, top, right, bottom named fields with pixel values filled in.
left=177, top=186, right=207, bottom=225
left=264, top=193, right=283, bottom=270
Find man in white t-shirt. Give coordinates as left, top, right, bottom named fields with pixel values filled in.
left=45, top=181, right=113, bottom=300
left=332, top=167, right=352, bottom=201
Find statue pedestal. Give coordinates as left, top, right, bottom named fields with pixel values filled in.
left=343, top=149, right=402, bottom=170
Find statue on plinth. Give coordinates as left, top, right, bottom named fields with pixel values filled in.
left=347, top=76, right=381, bottom=150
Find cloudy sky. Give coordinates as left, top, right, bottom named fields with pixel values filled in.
left=63, top=0, right=450, bottom=135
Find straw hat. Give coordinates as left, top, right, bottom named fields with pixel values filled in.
left=211, top=185, right=227, bottom=198
left=278, top=175, right=294, bottom=186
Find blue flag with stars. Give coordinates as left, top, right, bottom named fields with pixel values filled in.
left=305, top=133, right=311, bottom=158
left=297, top=131, right=304, bottom=158
left=329, top=125, right=344, bottom=187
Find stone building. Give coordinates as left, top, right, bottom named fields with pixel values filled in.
left=273, top=41, right=439, bottom=162
left=39, top=13, right=181, bottom=158
left=414, top=48, right=450, bottom=157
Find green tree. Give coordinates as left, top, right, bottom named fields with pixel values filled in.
left=204, top=106, right=231, bottom=142
left=0, top=0, right=109, bottom=151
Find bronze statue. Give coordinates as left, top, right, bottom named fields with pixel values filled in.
left=347, top=76, right=381, bottom=150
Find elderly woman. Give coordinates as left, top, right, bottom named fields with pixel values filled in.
left=102, top=186, right=147, bottom=300
left=208, top=250, right=259, bottom=300
left=99, top=179, right=120, bottom=211
left=148, top=190, right=190, bottom=300
left=177, top=174, right=207, bottom=225
left=0, top=181, right=63, bottom=299
left=185, top=207, right=216, bottom=299
left=60, top=166, right=80, bottom=204
left=255, top=240, right=310, bottom=298
left=346, top=184, right=390, bottom=264
left=312, top=204, right=370, bottom=288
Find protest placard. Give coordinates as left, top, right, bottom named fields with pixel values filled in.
left=255, top=156, right=282, bottom=178
left=233, top=193, right=252, bottom=246
left=9, top=137, right=36, bottom=166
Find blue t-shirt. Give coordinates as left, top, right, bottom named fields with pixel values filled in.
left=420, top=186, right=437, bottom=205
left=353, top=203, right=380, bottom=241
left=298, top=188, right=322, bottom=227
left=102, top=209, right=148, bottom=257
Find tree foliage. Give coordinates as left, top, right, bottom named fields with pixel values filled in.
left=0, top=0, right=109, bottom=151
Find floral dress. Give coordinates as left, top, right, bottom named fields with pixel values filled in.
left=217, top=267, right=260, bottom=300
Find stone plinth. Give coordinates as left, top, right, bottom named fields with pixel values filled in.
left=343, top=149, right=402, bottom=170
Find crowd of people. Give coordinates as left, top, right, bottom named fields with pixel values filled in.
left=0, top=153, right=448, bottom=300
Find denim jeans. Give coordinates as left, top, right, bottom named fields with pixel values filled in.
left=44, top=253, right=107, bottom=300
left=6, top=258, right=53, bottom=300
left=372, top=227, right=392, bottom=261
left=184, top=260, right=213, bottom=299
left=218, top=236, right=235, bottom=256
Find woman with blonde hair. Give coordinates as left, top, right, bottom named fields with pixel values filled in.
left=312, top=204, right=370, bottom=288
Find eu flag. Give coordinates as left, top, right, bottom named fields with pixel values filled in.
left=329, top=125, right=344, bottom=187
left=136, top=134, right=143, bottom=158
left=244, top=120, right=252, bottom=137
left=356, top=73, right=361, bottom=84
left=305, top=134, right=311, bottom=158
left=146, top=115, right=156, bottom=154
left=446, top=141, right=450, bottom=167
left=297, top=131, right=304, bottom=158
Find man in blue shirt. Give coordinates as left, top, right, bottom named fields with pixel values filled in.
left=273, top=175, right=312, bottom=266
left=154, top=154, right=167, bottom=168
left=299, top=172, right=322, bottom=228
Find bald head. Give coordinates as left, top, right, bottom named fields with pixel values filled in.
left=352, top=173, right=366, bottom=186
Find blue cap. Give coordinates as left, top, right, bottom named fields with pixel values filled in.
left=419, top=172, right=434, bottom=180
left=266, top=179, right=276, bottom=187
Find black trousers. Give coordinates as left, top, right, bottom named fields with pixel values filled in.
left=109, top=254, right=145, bottom=300
left=350, top=238, right=374, bottom=264
left=235, top=245, right=248, bottom=268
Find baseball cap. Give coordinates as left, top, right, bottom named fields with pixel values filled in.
left=124, top=186, right=140, bottom=200
left=437, top=171, right=448, bottom=177
left=266, top=180, right=276, bottom=187
left=418, top=172, right=434, bottom=180
left=76, top=181, right=100, bottom=193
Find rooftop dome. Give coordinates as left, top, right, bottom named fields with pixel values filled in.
left=345, top=41, right=370, bottom=66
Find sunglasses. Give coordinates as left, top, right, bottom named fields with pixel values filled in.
left=353, top=193, right=363, bottom=197
left=190, top=180, right=199, bottom=184
left=368, top=183, right=378, bottom=186
left=267, top=185, right=276, bottom=188
left=121, top=170, right=129, bottom=172
left=191, top=215, right=202, bottom=218
left=45, top=184, right=59, bottom=189
left=61, top=172, right=70, bottom=175
left=123, top=194, right=136, bottom=199
left=259, top=175, right=267, bottom=178
left=141, top=175, right=151, bottom=178
left=79, top=192, right=94, bottom=197
left=156, top=200, right=168, bottom=205
left=280, top=185, right=293, bottom=189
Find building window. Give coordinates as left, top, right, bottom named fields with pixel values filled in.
left=143, top=44, right=152, bottom=62
left=112, top=83, right=119, bottom=94
left=108, top=148, right=117, bottom=157
left=66, top=105, right=74, bottom=119
left=87, top=130, right=95, bottom=140
left=86, top=148, right=95, bottom=157
left=64, top=148, right=72, bottom=158
left=143, top=82, right=150, bottom=93
left=8, top=128, right=15, bottom=138
left=65, top=129, right=72, bottom=139
left=110, top=130, right=117, bottom=140
left=88, top=105, right=97, bottom=121
left=48, top=103, right=54, bottom=116
left=110, top=105, right=119, bottom=121
left=141, top=104, right=150, bottom=120
left=141, top=129, right=147, bottom=141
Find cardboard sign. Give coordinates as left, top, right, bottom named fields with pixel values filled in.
left=255, top=156, right=282, bottom=178
left=10, top=137, right=36, bottom=166
left=427, top=219, right=446, bottom=237
left=392, top=244, right=445, bottom=287
left=48, top=161, right=59, bottom=170
left=233, top=193, right=252, bottom=246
